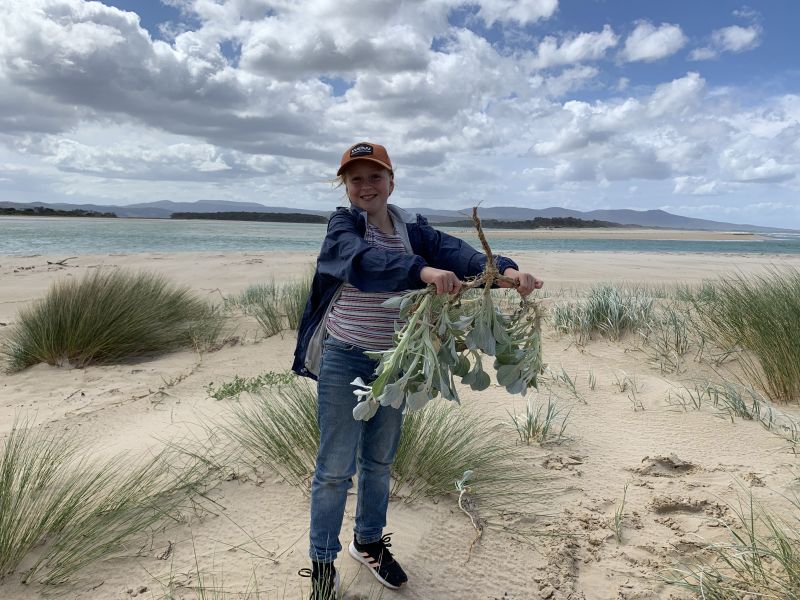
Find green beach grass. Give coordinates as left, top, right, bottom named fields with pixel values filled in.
left=2, top=269, right=223, bottom=372
left=222, top=377, right=552, bottom=520
left=667, top=489, right=800, bottom=598
left=226, top=275, right=311, bottom=337
left=225, top=378, right=319, bottom=490
left=0, top=420, right=213, bottom=584
left=550, top=283, right=654, bottom=345
left=507, top=392, right=570, bottom=446
left=689, top=267, right=800, bottom=402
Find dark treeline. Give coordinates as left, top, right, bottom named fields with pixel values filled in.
left=171, top=211, right=328, bottom=223
left=1, top=206, right=117, bottom=218
left=444, top=216, right=629, bottom=229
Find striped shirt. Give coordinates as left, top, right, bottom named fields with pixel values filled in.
left=326, top=223, right=408, bottom=350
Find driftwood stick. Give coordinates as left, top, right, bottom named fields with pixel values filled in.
left=458, top=485, right=483, bottom=563
left=458, top=207, right=520, bottom=291
left=418, top=206, right=521, bottom=299
left=47, top=256, right=77, bottom=266
left=472, top=207, right=497, bottom=291
left=461, top=274, right=518, bottom=290
left=471, top=207, right=494, bottom=267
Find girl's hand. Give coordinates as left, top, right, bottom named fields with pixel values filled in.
left=420, top=266, right=463, bottom=295
left=500, top=268, right=543, bottom=296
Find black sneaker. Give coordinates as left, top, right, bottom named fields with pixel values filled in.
left=298, top=561, right=340, bottom=600
left=348, top=533, right=408, bottom=589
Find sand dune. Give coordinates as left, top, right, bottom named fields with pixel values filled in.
left=2, top=250, right=799, bottom=600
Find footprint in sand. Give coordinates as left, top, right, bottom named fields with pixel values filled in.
left=649, top=495, right=727, bottom=519
left=630, top=453, right=698, bottom=478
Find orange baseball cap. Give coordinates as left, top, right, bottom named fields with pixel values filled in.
left=337, top=142, right=393, bottom=176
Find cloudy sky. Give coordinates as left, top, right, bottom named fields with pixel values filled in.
left=1, top=1, right=799, bottom=228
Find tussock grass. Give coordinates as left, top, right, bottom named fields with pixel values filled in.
left=0, top=420, right=212, bottom=583
left=225, top=380, right=552, bottom=518
left=227, top=275, right=311, bottom=337
left=551, top=284, right=654, bottom=344
left=689, top=268, right=800, bottom=402
left=673, top=280, right=719, bottom=303
left=639, top=303, right=693, bottom=373
left=667, top=381, right=800, bottom=446
left=507, top=393, right=570, bottom=446
left=228, top=283, right=283, bottom=337
left=613, top=483, right=629, bottom=543
left=3, top=269, right=222, bottom=372
left=667, top=491, right=800, bottom=599
left=545, top=365, right=585, bottom=403
left=613, top=370, right=640, bottom=394
left=665, top=381, right=712, bottom=412
left=394, top=402, right=520, bottom=503
left=225, top=378, right=319, bottom=490
left=613, top=371, right=644, bottom=410
left=282, top=275, right=312, bottom=331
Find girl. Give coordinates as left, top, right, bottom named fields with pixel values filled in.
left=293, top=142, right=542, bottom=599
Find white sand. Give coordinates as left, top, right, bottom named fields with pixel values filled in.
left=447, top=227, right=767, bottom=241
left=1, top=249, right=800, bottom=600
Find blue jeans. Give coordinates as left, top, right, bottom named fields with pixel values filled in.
left=309, top=336, right=405, bottom=562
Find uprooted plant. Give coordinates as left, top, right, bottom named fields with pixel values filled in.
left=351, top=208, right=544, bottom=421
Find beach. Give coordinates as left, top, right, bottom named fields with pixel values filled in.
left=2, top=247, right=800, bottom=600
left=446, top=227, right=767, bottom=241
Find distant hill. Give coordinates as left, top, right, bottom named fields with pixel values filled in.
left=1, top=206, right=116, bottom=218
left=127, top=200, right=328, bottom=219
left=0, top=200, right=155, bottom=218
left=0, top=200, right=792, bottom=232
left=447, top=217, right=630, bottom=229
left=171, top=211, right=327, bottom=223
left=0, top=199, right=328, bottom=219
left=416, top=206, right=789, bottom=233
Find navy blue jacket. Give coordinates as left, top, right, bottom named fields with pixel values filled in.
left=292, top=204, right=519, bottom=379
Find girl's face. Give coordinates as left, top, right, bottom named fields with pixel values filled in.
left=344, top=161, right=394, bottom=217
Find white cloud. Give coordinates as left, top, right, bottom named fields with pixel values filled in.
left=673, top=176, right=724, bottom=195
left=647, top=72, right=704, bottom=118
left=468, top=0, right=558, bottom=26
left=713, top=24, right=761, bottom=52
left=0, top=0, right=798, bottom=227
left=717, top=112, right=800, bottom=184
left=732, top=7, right=759, bottom=20
left=688, top=47, right=718, bottom=61
left=532, top=72, right=706, bottom=161
left=600, top=145, right=671, bottom=181
left=689, top=24, right=761, bottom=61
left=530, top=25, right=618, bottom=69
left=537, top=65, right=600, bottom=97
left=526, top=72, right=800, bottom=201
left=239, top=3, right=432, bottom=79
left=39, top=137, right=278, bottom=180
left=554, top=158, right=596, bottom=182
left=621, top=21, right=687, bottom=63
left=721, top=150, right=796, bottom=183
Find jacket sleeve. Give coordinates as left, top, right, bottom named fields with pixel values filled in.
left=412, top=215, right=519, bottom=278
left=318, top=211, right=428, bottom=292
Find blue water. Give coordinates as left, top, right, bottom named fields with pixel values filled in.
left=2, top=216, right=799, bottom=255
left=0, top=217, right=328, bottom=254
